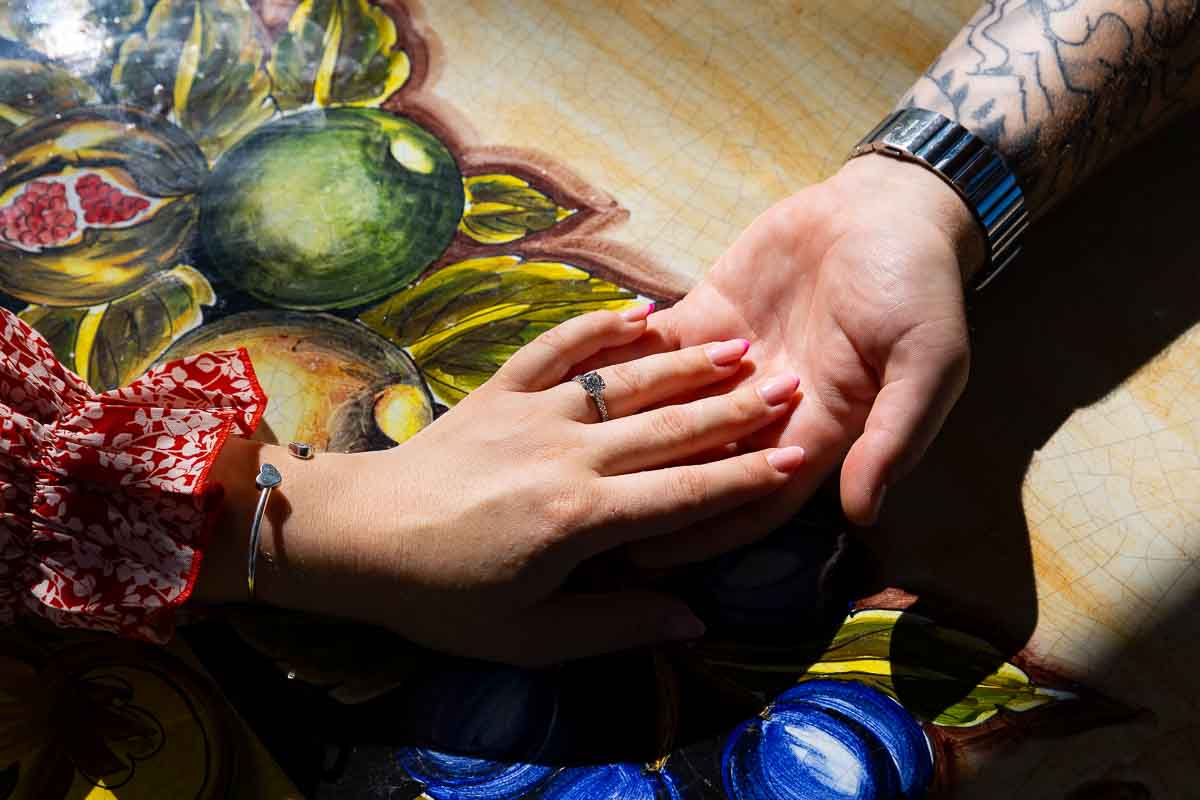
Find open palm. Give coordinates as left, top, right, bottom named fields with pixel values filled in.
left=588, top=157, right=982, bottom=566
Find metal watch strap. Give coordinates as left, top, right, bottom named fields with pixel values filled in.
left=848, top=108, right=1030, bottom=290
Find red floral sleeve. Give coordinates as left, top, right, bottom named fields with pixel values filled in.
left=0, top=308, right=266, bottom=642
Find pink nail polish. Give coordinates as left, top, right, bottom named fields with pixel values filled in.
left=705, top=338, right=750, bottom=366
left=758, top=374, right=800, bottom=406
left=767, top=446, right=806, bottom=472
left=620, top=303, right=654, bottom=322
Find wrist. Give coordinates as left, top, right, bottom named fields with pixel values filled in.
left=834, top=153, right=987, bottom=283
left=193, top=438, right=362, bottom=611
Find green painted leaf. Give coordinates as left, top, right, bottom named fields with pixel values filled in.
left=360, top=256, right=640, bottom=404
left=0, top=56, right=99, bottom=136
left=269, top=0, right=410, bottom=111
left=21, top=265, right=215, bottom=391
left=111, top=0, right=275, bottom=162
left=460, top=174, right=575, bottom=245
left=705, top=609, right=1075, bottom=728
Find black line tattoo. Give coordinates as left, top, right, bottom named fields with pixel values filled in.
left=900, top=0, right=1200, bottom=216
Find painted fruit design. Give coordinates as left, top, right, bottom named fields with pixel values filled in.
left=398, top=665, right=562, bottom=799
left=722, top=680, right=933, bottom=800
left=162, top=311, right=433, bottom=452
left=199, top=107, right=464, bottom=311
left=0, top=105, right=206, bottom=306
left=399, top=751, right=556, bottom=800
left=528, top=764, right=681, bottom=800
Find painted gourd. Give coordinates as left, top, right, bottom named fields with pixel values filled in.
left=722, top=680, right=933, bottom=800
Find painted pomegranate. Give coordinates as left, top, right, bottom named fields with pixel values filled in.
left=0, top=105, right=206, bottom=306
left=199, top=107, right=464, bottom=311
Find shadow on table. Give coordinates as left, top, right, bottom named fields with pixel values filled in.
left=863, top=107, right=1200, bottom=797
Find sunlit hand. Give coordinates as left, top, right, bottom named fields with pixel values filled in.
left=202, top=307, right=806, bottom=665
left=588, top=155, right=986, bottom=567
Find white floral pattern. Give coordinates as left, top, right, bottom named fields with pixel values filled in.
left=0, top=308, right=265, bottom=642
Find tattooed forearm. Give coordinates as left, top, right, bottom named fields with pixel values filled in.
left=901, top=0, right=1200, bottom=216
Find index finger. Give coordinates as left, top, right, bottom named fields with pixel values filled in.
left=570, top=307, right=683, bottom=375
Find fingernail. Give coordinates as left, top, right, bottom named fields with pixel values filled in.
left=621, top=302, right=654, bottom=322
left=767, top=446, right=806, bottom=472
left=758, top=373, right=800, bottom=406
left=705, top=338, right=750, bottom=366
left=664, top=611, right=706, bottom=641
left=870, top=483, right=888, bottom=522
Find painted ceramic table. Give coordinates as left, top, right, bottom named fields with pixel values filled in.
left=0, top=1, right=1197, bottom=798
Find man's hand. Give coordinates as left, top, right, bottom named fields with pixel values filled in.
left=596, top=155, right=986, bottom=567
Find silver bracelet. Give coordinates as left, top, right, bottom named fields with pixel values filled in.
left=847, top=107, right=1030, bottom=290
left=246, top=441, right=316, bottom=601
left=247, top=463, right=281, bottom=601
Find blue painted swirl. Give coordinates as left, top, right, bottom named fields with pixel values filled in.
left=722, top=706, right=898, bottom=799
left=533, top=763, right=681, bottom=800
left=397, top=749, right=555, bottom=800
left=722, top=680, right=933, bottom=799
left=776, top=680, right=932, bottom=797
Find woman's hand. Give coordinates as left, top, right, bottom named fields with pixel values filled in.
left=199, top=306, right=805, bottom=665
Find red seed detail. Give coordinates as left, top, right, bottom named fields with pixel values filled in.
left=0, top=175, right=152, bottom=250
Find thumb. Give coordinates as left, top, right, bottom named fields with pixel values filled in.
left=496, top=591, right=704, bottom=666
left=841, top=338, right=969, bottom=526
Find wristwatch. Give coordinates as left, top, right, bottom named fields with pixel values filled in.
left=848, top=108, right=1030, bottom=290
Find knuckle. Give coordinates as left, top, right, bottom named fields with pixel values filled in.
left=738, top=454, right=768, bottom=486
left=690, top=343, right=717, bottom=372
left=650, top=406, right=693, bottom=443
left=584, top=309, right=623, bottom=336
left=543, top=483, right=594, bottom=537
left=606, top=362, right=643, bottom=399
left=672, top=467, right=710, bottom=506
left=595, top=309, right=624, bottom=329
left=729, top=389, right=764, bottom=421
left=535, top=324, right=570, bottom=355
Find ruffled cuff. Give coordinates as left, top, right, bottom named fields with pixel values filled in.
left=3, top=344, right=265, bottom=643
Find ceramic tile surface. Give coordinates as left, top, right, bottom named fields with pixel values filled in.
left=0, top=1, right=1196, bottom=797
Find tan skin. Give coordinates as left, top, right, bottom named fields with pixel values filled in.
left=195, top=306, right=807, bottom=666
left=195, top=0, right=1200, bottom=664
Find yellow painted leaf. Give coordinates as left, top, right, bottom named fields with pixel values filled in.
left=0, top=54, right=99, bottom=136
left=20, top=265, right=215, bottom=391
left=360, top=255, right=640, bottom=404
left=111, top=0, right=275, bottom=161
left=459, top=174, right=575, bottom=245
left=705, top=609, right=1075, bottom=728
left=268, top=0, right=410, bottom=111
